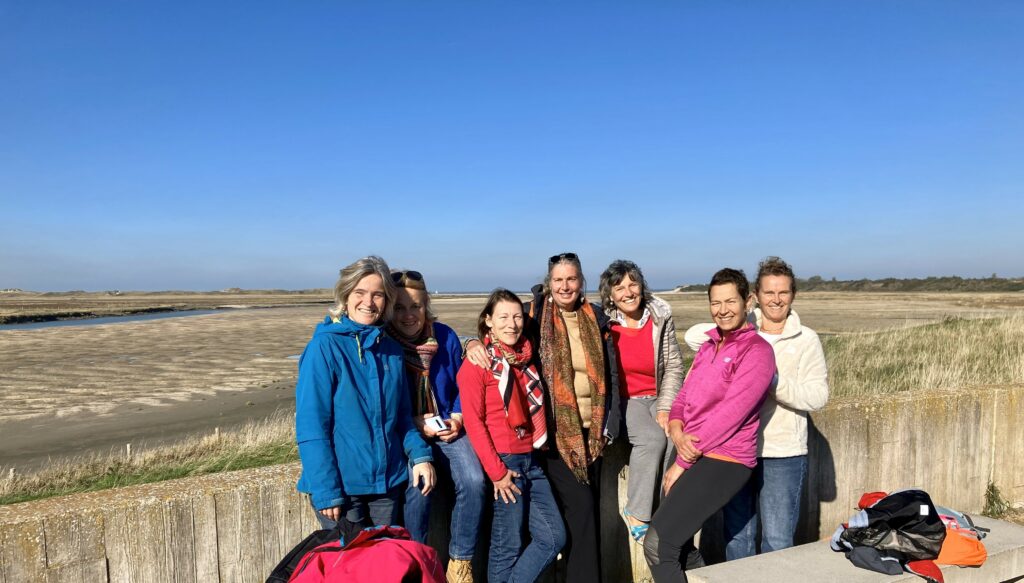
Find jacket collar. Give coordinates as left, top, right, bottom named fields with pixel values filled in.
left=753, top=308, right=802, bottom=339
left=320, top=315, right=384, bottom=348
left=604, top=294, right=672, bottom=327
left=705, top=320, right=757, bottom=344
left=610, top=307, right=651, bottom=328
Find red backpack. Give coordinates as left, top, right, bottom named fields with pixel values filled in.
left=288, top=526, right=445, bottom=583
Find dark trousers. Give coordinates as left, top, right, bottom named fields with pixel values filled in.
left=542, top=447, right=602, bottom=583
left=644, top=458, right=751, bottom=583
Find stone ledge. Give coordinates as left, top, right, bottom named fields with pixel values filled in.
left=0, top=462, right=301, bottom=524
left=689, top=515, right=1024, bottom=582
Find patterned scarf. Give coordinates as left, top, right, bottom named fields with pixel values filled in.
left=539, top=298, right=607, bottom=483
left=488, top=334, right=547, bottom=448
left=387, top=322, right=440, bottom=416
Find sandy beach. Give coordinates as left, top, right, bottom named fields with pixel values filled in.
left=2, top=291, right=1021, bottom=470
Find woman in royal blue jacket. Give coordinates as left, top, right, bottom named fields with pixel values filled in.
left=296, top=255, right=434, bottom=529
left=390, top=269, right=485, bottom=583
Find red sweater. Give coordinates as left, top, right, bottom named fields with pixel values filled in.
left=611, top=319, right=657, bottom=398
left=457, top=362, right=537, bottom=482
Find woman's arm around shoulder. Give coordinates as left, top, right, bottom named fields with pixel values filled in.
left=683, top=322, right=716, bottom=353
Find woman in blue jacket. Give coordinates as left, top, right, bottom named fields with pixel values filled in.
left=390, top=269, right=484, bottom=583
left=296, top=256, right=434, bottom=529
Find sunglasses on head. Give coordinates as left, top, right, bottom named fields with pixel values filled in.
left=391, top=270, right=424, bottom=285
left=548, top=252, right=578, bottom=266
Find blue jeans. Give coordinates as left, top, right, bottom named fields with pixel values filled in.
left=403, top=435, right=486, bottom=560
left=312, top=483, right=405, bottom=530
left=723, top=455, right=807, bottom=560
left=490, top=453, right=566, bottom=583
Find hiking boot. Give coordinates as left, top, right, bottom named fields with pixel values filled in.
left=446, top=558, right=474, bottom=583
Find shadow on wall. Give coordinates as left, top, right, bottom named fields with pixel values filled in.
left=801, top=418, right=837, bottom=544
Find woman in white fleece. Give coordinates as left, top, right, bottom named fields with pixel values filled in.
left=683, top=256, right=829, bottom=560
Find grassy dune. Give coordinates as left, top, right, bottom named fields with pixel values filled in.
left=824, top=314, right=1024, bottom=399
left=3, top=313, right=1024, bottom=505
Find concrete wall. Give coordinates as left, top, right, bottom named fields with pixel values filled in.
left=0, top=465, right=316, bottom=583
left=1, top=384, right=1021, bottom=582
left=800, top=384, right=1024, bottom=545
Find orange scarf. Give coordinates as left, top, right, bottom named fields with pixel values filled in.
left=539, top=299, right=607, bottom=483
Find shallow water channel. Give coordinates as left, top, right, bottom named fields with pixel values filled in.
left=0, top=309, right=223, bottom=331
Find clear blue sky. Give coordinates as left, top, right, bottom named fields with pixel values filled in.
left=2, top=1, right=1022, bottom=292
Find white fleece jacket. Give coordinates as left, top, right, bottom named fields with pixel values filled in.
left=683, top=308, right=829, bottom=457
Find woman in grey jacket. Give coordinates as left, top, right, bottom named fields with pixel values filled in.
left=599, top=259, right=685, bottom=542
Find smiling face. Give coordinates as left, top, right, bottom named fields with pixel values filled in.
left=485, top=300, right=524, bottom=345
left=709, top=282, right=750, bottom=333
left=550, top=263, right=582, bottom=311
left=345, top=274, right=386, bottom=325
left=392, top=287, right=428, bottom=338
left=611, top=273, right=643, bottom=320
left=756, top=274, right=794, bottom=326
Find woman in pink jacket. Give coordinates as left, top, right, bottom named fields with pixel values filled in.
left=643, top=268, right=776, bottom=582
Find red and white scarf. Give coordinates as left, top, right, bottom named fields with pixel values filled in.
left=487, top=334, right=547, bottom=449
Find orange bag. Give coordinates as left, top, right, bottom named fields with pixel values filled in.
left=936, top=527, right=987, bottom=566
left=934, top=505, right=988, bottom=567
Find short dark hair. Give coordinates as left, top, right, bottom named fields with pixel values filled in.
left=477, top=288, right=524, bottom=340
left=598, top=259, right=653, bottom=313
left=708, top=268, right=750, bottom=300
left=754, top=256, right=797, bottom=297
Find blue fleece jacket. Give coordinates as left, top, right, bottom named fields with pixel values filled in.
left=295, top=316, right=432, bottom=511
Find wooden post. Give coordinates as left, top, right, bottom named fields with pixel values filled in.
left=126, top=443, right=132, bottom=460
left=215, top=427, right=221, bottom=442
left=7, top=467, right=14, bottom=480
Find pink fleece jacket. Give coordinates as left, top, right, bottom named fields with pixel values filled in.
left=670, top=323, right=775, bottom=469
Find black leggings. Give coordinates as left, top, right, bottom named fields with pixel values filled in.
left=644, top=457, right=751, bottom=582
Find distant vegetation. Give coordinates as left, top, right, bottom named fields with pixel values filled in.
left=676, top=275, right=1024, bottom=293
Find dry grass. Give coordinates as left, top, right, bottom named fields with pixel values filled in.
left=0, top=409, right=296, bottom=505
left=823, top=313, right=1024, bottom=400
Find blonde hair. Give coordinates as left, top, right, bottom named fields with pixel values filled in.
left=328, top=255, right=396, bottom=323
left=392, top=269, right=437, bottom=320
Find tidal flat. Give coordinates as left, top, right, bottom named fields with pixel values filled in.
left=1, top=290, right=1022, bottom=470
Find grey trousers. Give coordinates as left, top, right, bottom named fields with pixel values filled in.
left=625, top=396, right=676, bottom=522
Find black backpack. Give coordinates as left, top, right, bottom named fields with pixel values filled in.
left=839, top=489, right=946, bottom=560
